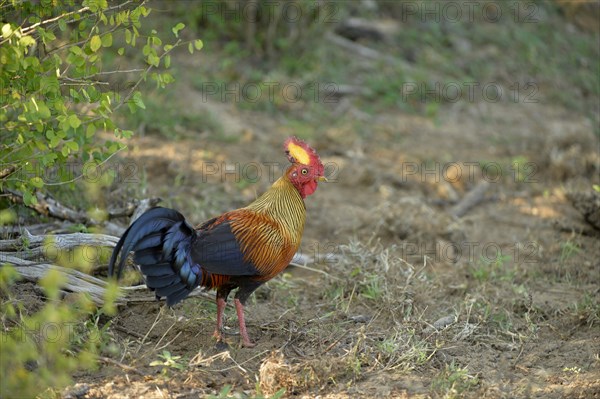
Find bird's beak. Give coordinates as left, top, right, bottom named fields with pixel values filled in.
left=318, top=176, right=328, bottom=182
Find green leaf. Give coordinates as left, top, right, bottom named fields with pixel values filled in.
left=58, top=18, right=67, bottom=31
left=49, top=135, right=61, bottom=148
left=131, top=28, right=137, bottom=46
left=39, top=28, right=56, bottom=45
left=90, top=35, right=102, bottom=52
left=194, top=39, right=203, bottom=51
left=117, top=47, right=124, bottom=55
left=164, top=55, right=171, bottom=68
left=172, top=22, right=185, bottom=38
left=0, top=209, right=17, bottom=226
left=30, top=177, right=44, bottom=188
left=23, top=190, right=36, bottom=206
left=125, top=28, right=132, bottom=44
left=162, top=73, right=174, bottom=85
left=101, top=32, right=112, bottom=47
left=68, top=114, right=81, bottom=128
left=66, top=141, right=79, bottom=151
left=121, top=129, right=134, bottom=139
left=37, top=102, right=51, bottom=119
left=147, top=53, right=159, bottom=67
left=1, top=24, right=13, bottom=38
left=127, top=101, right=137, bottom=114
left=19, top=36, right=36, bottom=47
left=86, top=124, right=97, bottom=138
left=70, top=45, right=84, bottom=56
left=188, top=42, right=194, bottom=54
left=132, top=91, right=145, bottom=109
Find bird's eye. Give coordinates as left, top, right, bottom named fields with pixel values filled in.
left=301, top=168, right=308, bottom=175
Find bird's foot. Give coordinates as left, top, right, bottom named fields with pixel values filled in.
left=241, top=338, right=256, bottom=348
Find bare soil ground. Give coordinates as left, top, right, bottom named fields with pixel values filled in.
left=58, top=77, right=600, bottom=398
left=1, top=1, right=598, bottom=397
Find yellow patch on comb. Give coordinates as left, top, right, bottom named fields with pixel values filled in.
left=287, top=142, right=311, bottom=165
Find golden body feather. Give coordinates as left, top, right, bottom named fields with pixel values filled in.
left=204, top=173, right=306, bottom=283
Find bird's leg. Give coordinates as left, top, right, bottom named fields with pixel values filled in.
left=213, top=286, right=233, bottom=341
left=233, top=281, right=262, bottom=348
left=234, top=298, right=255, bottom=348
left=213, top=296, right=226, bottom=340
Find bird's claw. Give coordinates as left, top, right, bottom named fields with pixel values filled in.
left=212, top=329, right=224, bottom=341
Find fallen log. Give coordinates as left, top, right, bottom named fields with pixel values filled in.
left=4, top=255, right=213, bottom=306
left=0, top=229, right=118, bottom=255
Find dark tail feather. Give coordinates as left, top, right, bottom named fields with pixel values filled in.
left=108, top=207, right=202, bottom=306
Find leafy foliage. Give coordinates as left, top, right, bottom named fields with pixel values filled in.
left=0, top=0, right=200, bottom=205
left=0, top=265, right=120, bottom=397
left=0, top=1, right=201, bottom=397
left=178, top=0, right=332, bottom=70
left=149, top=350, right=186, bottom=375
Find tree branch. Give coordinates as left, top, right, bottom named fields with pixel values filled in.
left=3, top=189, right=160, bottom=235
left=0, top=6, right=90, bottom=45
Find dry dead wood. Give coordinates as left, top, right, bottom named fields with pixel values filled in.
left=326, top=31, right=396, bottom=64
left=325, top=31, right=428, bottom=78
left=107, top=197, right=162, bottom=219
left=0, top=229, right=118, bottom=256
left=0, top=165, right=17, bottom=179
left=4, top=188, right=160, bottom=230
left=5, top=254, right=213, bottom=306
left=450, top=181, right=491, bottom=218
left=0, top=221, right=69, bottom=236
left=334, top=17, right=396, bottom=43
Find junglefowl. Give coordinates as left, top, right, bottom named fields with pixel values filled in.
left=108, top=137, right=326, bottom=347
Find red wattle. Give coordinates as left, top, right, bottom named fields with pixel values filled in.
left=300, top=180, right=318, bottom=198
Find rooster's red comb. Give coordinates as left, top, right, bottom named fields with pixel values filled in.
left=284, top=137, right=322, bottom=168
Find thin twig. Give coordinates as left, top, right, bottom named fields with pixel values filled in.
left=98, top=355, right=144, bottom=376
left=0, top=6, right=90, bottom=43
left=87, top=68, right=145, bottom=76
left=136, top=306, right=165, bottom=355
left=43, top=147, right=125, bottom=186
left=153, top=319, right=179, bottom=351
left=288, top=262, right=341, bottom=280
left=155, top=331, right=182, bottom=352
